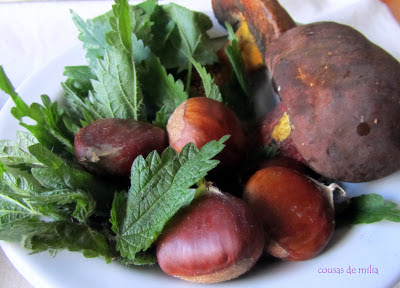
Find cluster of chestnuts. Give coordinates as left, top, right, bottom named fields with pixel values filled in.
left=74, top=96, right=338, bottom=283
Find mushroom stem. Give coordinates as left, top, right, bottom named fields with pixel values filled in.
left=212, top=0, right=296, bottom=56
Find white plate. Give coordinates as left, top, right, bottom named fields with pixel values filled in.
left=1, top=1, right=400, bottom=288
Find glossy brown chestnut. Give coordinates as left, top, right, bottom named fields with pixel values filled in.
left=156, top=191, right=264, bottom=283
left=244, top=166, right=335, bottom=261
left=166, top=97, right=247, bottom=166
left=74, top=118, right=168, bottom=176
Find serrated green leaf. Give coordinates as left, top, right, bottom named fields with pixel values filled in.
left=89, top=0, right=144, bottom=121
left=153, top=105, right=170, bottom=129
left=112, top=0, right=132, bottom=51
left=0, top=170, right=95, bottom=224
left=62, top=81, right=102, bottom=124
left=28, top=143, right=116, bottom=210
left=0, top=131, right=41, bottom=169
left=133, top=34, right=187, bottom=127
left=150, top=3, right=217, bottom=71
left=0, top=67, right=75, bottom=155
left=71, top=10, right=112, bottom=68
left=90, top=47, right=144, bottom=120
left=189, top=57, right=223, bottom=102
left=63, top=65, right=95, bottom=99
left=131, top=35, right=151, bottom=64
left=0, top=66, right=30, bottom=118
left=33, top=189, right=95, bottom=222
left=22, top=221, right=111, bottom=262
left=0, top=220, right=34, bottom=242
left=221, top=22, right=256, bottom=122
left=116, top=137, right=227, bottom=261
left=0, top=173, right=41, bottom=230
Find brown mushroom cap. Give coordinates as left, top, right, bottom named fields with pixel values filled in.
left=265, top=22, right=400, bottom=182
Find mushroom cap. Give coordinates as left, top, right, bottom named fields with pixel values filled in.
left=265, top=22, right=400, bottom=182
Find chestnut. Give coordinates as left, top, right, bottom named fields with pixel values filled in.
left=166, top=97, right=247, bottom=166
left=156, top=189, right=264, bottom=283
left=244, top=166, right=335, bottom=261
left=74, top=118, right=168, bottom=176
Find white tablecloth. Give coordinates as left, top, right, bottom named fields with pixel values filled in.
left=0, top=0, right=399, bottom=287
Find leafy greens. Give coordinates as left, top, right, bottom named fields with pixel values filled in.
left=0, top=0, right=229, bottom=264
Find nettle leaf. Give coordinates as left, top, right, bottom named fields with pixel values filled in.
left=0, top=173, right=41, bottom=230
left=31, top=189, right=96, bottom=222
left=62, top=81, right=103, bottom=124
left=132, top=35, right=187, bottom=128
left=153, top=105, right=170, bottom=129
left=151, top=3, right=218, bottom=71
left=0, top=67, right=75, bottom=155
left=64, top=65, right=95, bottom=94
left=0, top=131, right=41, bottom=169
left=71, top=10, right=112, bottom=68
left=0, top=66, right=29, bottom=119
left=88, top=0, right=144, bottom=121
left=71, top=0, right=155, bottom=68
left=70, top=1, right=158, bottom=122
left=90, top=47, right=144, bottom=120
left=29, top=143, right=93, bottom=189
left=115, top=136, right=228, bottom=261
left=28, top=143, right=115, bottom=209
left=0, top=170, right=95, bottom=225
left=22, top=221, right=112, bottom=262
left=111, top=0, right=132, bottom=51
left=131, top=0, right=157, bottom=44
left=344, top=194, right=400, bottom=224
left=189, top=57, right=223, bottom=102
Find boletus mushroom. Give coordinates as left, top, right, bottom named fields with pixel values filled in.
left=213, top=0, right=400, bottom=183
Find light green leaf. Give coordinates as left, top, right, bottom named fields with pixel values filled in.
left=151, top=3, right=218, bottom=71
left=61, top=81, right=102, bottom=124
left=0, top=170, right=95, bottom=225
left=90, top=47, right=144, bottom=120
left=189, top=57, right=223, bottom=102
left=89, top=0, right=144, bottom=121
left=132, top=34, right=187, bottom=128
left=22, top=221, right=112, bottom=262
left=0, top=173, right=41, bottom=230
left=28, top=143, right=116, bottom=209
left=345, top=194, right=400, bottom=224
left=71, top=10, right=112, bottom=67
left=0, top=131, right=41, bottom=169
left=0, top=67, right=74, bottom=155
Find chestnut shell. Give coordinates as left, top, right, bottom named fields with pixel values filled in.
left=167, top=97, right=247, bottom=166
left=156, top=192, right=264, bottom=283
left=244, top=166, right=335, bottom=260
left=74, top=118, right=167, bottom=176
